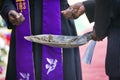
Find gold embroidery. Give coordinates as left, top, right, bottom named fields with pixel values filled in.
left=16, top=0, right=26, bottom=12
left=16, top=0, right=24, bottom=2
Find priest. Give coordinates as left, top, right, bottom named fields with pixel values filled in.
left=1, top=0, right=82, bottom=80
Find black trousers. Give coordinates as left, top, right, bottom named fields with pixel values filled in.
left=109, top=77, right=120, bottom=80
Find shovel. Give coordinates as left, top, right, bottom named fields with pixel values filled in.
left=24, top=31, right=93, bottom=48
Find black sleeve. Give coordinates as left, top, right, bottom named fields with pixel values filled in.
left=1, top=0, right=16, bottom=29
left=83, top=0, right=95, bottom=23
left=94, top=0, right=112, bottom=39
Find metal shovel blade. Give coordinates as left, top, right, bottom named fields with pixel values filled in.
left=24, top=31, right=93, bottom=48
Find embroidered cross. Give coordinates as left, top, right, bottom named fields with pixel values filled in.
left=45, top=58, right=58, bottom=75
left=19, top=72, right=30, bottom=80
left=16, top=0, right=26, bottom=12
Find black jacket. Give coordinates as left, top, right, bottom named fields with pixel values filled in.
left=83, top=0, right=120, bottom=77
left=83, top=0, right=112, bottom=39
left=0, top=0, right=82, bottom=80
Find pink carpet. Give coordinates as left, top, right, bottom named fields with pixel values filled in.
left=79, top=30, right=108, bottom=80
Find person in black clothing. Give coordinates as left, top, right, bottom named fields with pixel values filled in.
left=62, top=0, right=120, bottom=80
left=1, top=0, right=82, bottom=80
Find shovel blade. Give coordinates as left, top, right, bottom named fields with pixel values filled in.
left=24, top=31, right=93, bottom=48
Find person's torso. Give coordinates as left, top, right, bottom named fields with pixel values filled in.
left=28, top=0, right=69, bottom=35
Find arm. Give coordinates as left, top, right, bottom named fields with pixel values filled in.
left=83, top=0, right=95, bottom=23
left=83, top=0, right=112, bottom=41
left=1, top=0, right=16, bottom=29
left=61, top=0, right=95, bottom=23
left=61, top=0, right=111, bottom=41
left=93, top=0, right=112, bottom=40
left=1, top=0, right=25, bottom=29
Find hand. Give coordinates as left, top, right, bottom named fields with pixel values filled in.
left=92, top=30, right=103, bottom=41
left=61, top=2, right=85, bottom=19
left=8, top=10, right=25, bottom=26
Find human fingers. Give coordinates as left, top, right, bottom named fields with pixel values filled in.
left=19, top=13, right=25, bottom=22
left=91, top=30, right=103, bottom=41
left=9, top=10, right=20, bottom=19
left=71, top=4, right=85, bottom=19
left=14, top=13, right=25, bottom=25
left=78, top=5, right=85, bottom=16
left=61, top=7, right=74, bottom=19
left=8, top=10, right=20, bottom=25
left=9, top=11, right=25, bottom=26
